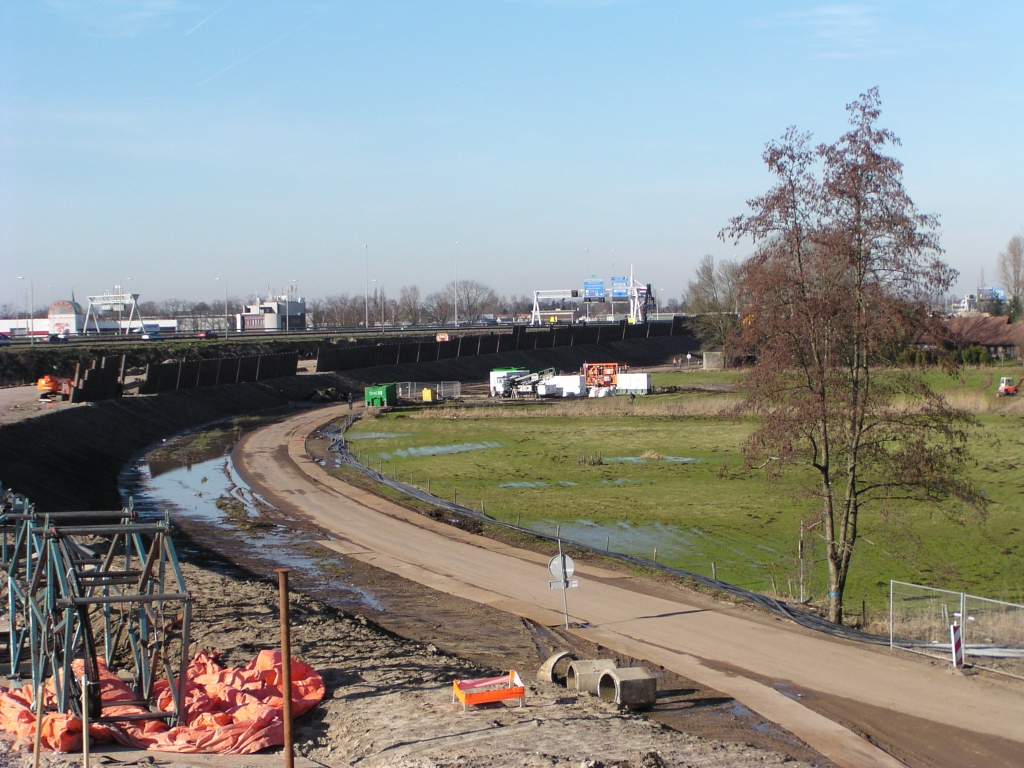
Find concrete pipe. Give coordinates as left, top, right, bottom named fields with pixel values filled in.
left=598, top=668, right=657, bottom=711
left=537, top=651, right=577, bottom=684
left=566, top=659, right=616, bottom=694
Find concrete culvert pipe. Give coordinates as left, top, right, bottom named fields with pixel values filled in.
left=598, top=668, right=657, bottom=710
left=566, top=659, right=616, bottom=694
left=537, top=651, right=577, bottom=684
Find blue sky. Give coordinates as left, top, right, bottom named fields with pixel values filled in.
left=1, top=1, right=1022, bottom=308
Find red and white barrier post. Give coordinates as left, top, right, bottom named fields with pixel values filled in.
left=950, top=622, right=965, bottom=668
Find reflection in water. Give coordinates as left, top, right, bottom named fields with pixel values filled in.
left=120, top=453, right=382, bottom=611
left=377, top=441, right=501, bottom=460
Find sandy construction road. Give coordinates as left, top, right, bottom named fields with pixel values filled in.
left=236, top=404, right=1024, bottom=768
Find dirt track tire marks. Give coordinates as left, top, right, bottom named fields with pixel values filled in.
left=236, top=405, right=1024, bottom=768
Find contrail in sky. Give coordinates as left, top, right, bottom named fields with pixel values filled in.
left=196, top=21, right=310, bottom=87
left=185, top=2, right=231, bottom=35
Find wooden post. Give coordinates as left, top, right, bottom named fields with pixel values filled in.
left=32, top=678, right=43, bottom=768
left=605, top=536, right=610, bottom=552
left=276, top=568, right=294, bottom=768
left=653, top=547, right=658, bottom=563
left=711, top=562, right=717, bottom=580
left=81, top=677, right=90, bottom=768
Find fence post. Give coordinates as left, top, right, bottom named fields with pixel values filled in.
left=960, top=591, right=967, bottom=663
left=711, top=562, right=716, bottom=580
left=889, top=580, right=894, bottom=651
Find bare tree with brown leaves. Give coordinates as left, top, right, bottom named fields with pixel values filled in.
left=722, top=89, right=983, bottom=624
left=997, top=235, right=1024, bottom=318
left=683, top=254, right=741, bottom=348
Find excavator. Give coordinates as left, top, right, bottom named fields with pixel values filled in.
left=37, top=375, right=73, bottom=401
left=997, top=377, right=1023, bottom=397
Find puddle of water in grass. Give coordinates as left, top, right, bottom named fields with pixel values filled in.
left=604, top=456, right=701, bottom=464
left=378, top=441, right=501, bottom=460
left=515, top=515, right=781, bottom=590
left=120, top=454, right=383, bottom=611
left=499, top=481, right=549, bottom=488
left=346, top=432, right=411, bottom=440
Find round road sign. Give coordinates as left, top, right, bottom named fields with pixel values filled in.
left=548, top=554, right=575, bottom=581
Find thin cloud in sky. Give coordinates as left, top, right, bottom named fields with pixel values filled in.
left=196, top=21, right=311, bottom=87
left=754, top=3, right=922, bottom=59
left=43, top=0, right=185, bottom=38
left=185, top=1, right=231, bottom=35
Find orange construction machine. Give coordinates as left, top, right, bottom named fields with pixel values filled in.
left=998, top=377, right=1023, bottom=397
left=37, top=375, right=73, bottom=401
left=582, top=362, right=627, bottom=388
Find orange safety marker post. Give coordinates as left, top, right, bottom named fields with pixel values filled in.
left=452, top=672, right=526, bottom=711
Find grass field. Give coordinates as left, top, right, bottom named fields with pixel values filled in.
left=344, top=366, right=1024, bottom=621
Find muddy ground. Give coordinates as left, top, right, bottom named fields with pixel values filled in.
left=0, top=526, right=826, bottom=768
left=1, top=386, right=991, bottom=768
left=87, top=427, right=837, bottom=767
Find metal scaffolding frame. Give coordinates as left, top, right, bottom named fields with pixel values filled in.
left=1, top=488, right=192, bottom=725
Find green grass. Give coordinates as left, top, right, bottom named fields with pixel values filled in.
left=343, top=392, right=1024, bottom=620
left=649, top=369, right=742, bottom=388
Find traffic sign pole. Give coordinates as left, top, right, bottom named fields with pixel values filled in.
left=558, top=540, right=569, bottom=628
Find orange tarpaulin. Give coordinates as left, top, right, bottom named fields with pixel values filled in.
left=0, top=650, right=324, bottom=754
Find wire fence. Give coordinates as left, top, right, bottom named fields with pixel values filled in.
left=890, top=581, right=1024, bottom=679
left=320, top=415, right=1024, bottom=681
left=395, top=381, right=461, bottom=400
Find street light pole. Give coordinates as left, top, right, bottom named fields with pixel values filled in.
left=454, top=241, right=460, bottom=328
left=371, top=279, right=378, bottom=327
left=118, top=278, right=132, bottom=335
left=216, top=278, right=228, bottom=335
left=17, top=277, right=33, bottom=343
left=364, top=244, right=369, bottom=330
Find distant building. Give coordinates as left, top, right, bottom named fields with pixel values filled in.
left=48, top=300, right=86, bottom=336
left=945, top=316, right=1024, bottom=360
left=236, top=295, right=306, bottom=332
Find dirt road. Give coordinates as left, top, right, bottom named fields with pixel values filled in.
left=236, top=405, right=1024, bottom=768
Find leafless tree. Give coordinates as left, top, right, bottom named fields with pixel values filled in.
left=422, top=290, right=454, bottom=325
left=421, top=280, right=498, bottom=325
left=456, top=280, right=499, bottom=323
left=722, top=88, right=982, bottom=625
left=683, top=255, right=740, bottom=347
left=398, top=285, right=421, bottom=324
left=997, top=235, right=1024, bottom=316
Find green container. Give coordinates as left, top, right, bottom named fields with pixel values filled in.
left=364, top=383, right=397, bottom=407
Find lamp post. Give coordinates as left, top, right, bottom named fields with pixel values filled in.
left=117, top=278, right=132, bottom=334
left=454, top=241, right=460, bottom=328
left=284, top=280, right=295, bottom=334
left=371, top=279, right=378, bottom=327
left=215, top=277, right=228, bottom=335
left=364, top=244, right=369, bottom=330
left=585, top=248, right=590, bottom=321
left=17, top=277, right=33, bottom=343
